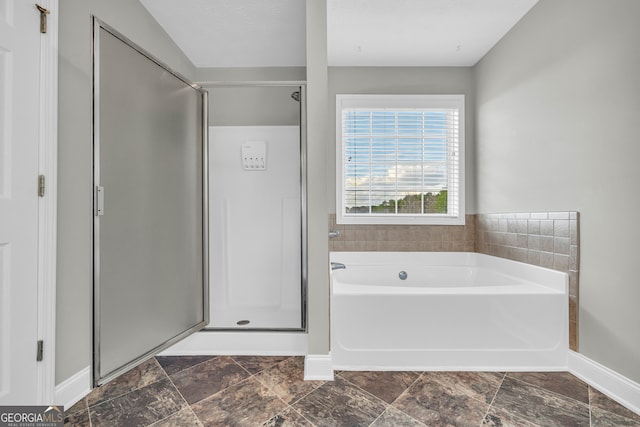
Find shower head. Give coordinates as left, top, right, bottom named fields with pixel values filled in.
left=290, top=91, right=300, bottom=102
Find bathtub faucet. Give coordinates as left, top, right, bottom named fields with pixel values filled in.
left=330, top=262, right=346, bottom=271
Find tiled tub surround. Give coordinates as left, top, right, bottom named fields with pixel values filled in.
left=328, top=214, right=476, bottom=252
left=476, top=212, right=580, bottom=351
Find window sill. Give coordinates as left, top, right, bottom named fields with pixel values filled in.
left=336, top=214, right=466, bottom=226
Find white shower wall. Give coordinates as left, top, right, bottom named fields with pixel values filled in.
left=209, top=126, right=302, bottom=329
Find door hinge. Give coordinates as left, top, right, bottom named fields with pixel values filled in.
left=36, top=340, right=44, bottom=362
left=35, top=4, right=50, bottom=34
left=38, top=175, right=45, bottom=197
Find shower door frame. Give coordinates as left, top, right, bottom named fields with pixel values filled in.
left=92, top=17, right=210, bottom=386
left=200, top=81, right=308, bottom=333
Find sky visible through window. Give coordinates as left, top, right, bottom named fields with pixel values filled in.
left=343, top=109, right=453, bottom=214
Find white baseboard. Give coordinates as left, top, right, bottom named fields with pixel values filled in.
left=159, top=331, right=308, bottom=356
left=568, top=351, right=640, bottom=415
left=304, top=354, right=334, bottom=381
left=55, top=366, right=91, bottom=410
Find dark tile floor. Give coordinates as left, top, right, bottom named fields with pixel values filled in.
left=64, top=356, right=640, bottom=427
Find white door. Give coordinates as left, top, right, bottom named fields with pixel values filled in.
left=0, top=1, right=42, bottom=404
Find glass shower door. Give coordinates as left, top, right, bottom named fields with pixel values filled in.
left=92, top=18, right=209, bottom=386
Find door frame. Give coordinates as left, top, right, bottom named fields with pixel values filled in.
left=36, top=0, right=59, bottom=404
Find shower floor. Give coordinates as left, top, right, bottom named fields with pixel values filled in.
left=210, top=307, right=302, bottom=329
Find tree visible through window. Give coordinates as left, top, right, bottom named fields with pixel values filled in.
left=337, top=95, right=464, bottom=225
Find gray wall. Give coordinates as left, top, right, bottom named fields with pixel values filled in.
left=196, top=67, right=306, bottom=83
left=475, top=0, right=640, bottom=382
left=207, top=86, right=301, bottom=126
left=57, top=0, right=195, bottom=385
left=305, top=0, right=330, bottom=355
left=328, top=67, right=477, bottom=215
left=196, top=67, right=306, bottom=126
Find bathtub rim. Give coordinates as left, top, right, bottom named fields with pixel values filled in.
left=329, top=251, right=568, bottom=294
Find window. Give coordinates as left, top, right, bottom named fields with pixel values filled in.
left=336, top=94, right=464, bottom=225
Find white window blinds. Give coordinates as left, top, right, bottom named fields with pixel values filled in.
left=336, top=95, right=464, bottom=225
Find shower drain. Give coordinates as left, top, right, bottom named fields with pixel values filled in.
left=236, top=319, right=251, bottom=326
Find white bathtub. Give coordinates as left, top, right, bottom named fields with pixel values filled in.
left=330, top=252, right=568, bottom=371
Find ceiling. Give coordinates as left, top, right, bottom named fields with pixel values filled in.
left=139, top=0, right=307, bottom=68
left=140, top=0, right=539, bottom=68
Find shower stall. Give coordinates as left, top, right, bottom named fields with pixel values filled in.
left=205, top=84, right=307, bottom=331
left=92, top=17, right=308, bottom=386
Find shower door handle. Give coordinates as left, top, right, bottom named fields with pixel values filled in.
left=96, top=186, right=105, bottom=216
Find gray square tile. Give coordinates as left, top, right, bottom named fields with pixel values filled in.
left=540, top=220, right=554, bottom=236
left=591, top=408, right=640, bottom=427
left=89, top=379, right=186, bottom=427
left=490, top=376, right=589, bottom=427
left=263, top=407, right=314, bottom=427
left=293, top=376, right=386, bottom=427
left=156, top=355, right=216, bottom=376
left=232, top=356, right=291, bottom=374
left=150, top=408, right=202, bottom=427
left=87, top=358, right=168, bottom=407
left=540, top=236, right=554, bottom=252
left=370, top=407, right=426, bottom=427
left=589, top=387, right=640, bottom=422
left=548, top=212, right=570, bottom=220
left=553, top=220, right=570, bottom=238
left=506, top=372, right=588, bottom=404
left=483, top=407, right=541, bottom=427
left=64, top=409, right=91, bottom=427
left=392, top=372, right=501, bottom=426
left=171, top=356, right=250, bottom=405
left=338, top=370, right=419, bottom=404
left=191, top=377, right=287, bottom=427
left=554, top=237, right=570, bottom=255
left=254, top=357, right=324, bottom=405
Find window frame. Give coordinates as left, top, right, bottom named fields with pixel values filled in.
left=336, top=94, right=465, bottom=225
